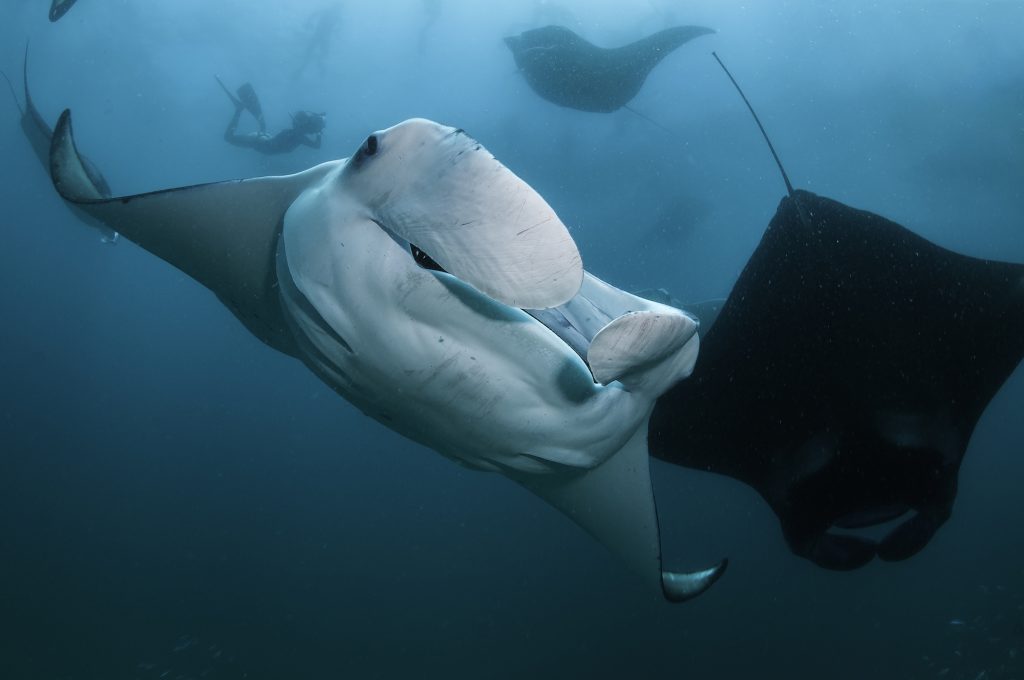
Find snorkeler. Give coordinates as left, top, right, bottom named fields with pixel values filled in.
left=294, top=6, right=342, bottom=79
left=215, top=76, right=325, bottom=155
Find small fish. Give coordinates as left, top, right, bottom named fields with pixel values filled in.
left=949, top=619, right=967, bottom=627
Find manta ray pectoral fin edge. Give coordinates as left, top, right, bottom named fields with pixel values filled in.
left=49, top=108, right=339, bottom=355
left=515, top=419, right=724, bottom=602
left=662, top=559, right=728, bottom=603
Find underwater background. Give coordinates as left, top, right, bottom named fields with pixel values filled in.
left=0, top=1, right=1022, bottom=678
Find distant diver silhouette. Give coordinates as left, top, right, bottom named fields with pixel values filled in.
left=418, top=0, right=443, bottom=54
left=294, top=6, right=341, bottom=79
left=216, top=76, right=325, bottom=155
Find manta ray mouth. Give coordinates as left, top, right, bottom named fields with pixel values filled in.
left=407, top=242, right=594, bottom=367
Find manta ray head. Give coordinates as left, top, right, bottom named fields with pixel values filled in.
left=279, top=118, right=698, bottom=473
left=331, top=118, right=584, bottom=310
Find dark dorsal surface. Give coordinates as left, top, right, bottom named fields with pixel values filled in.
left=504, top=24, right=714, bottom=112
left=49, top=0, right=78, bottom=22
left=650, top=190, right=1024, bottom=570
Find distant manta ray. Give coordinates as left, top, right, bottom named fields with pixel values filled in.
left=49, top=0, right=78, bottom=22
left=49, top=111, right=727, bottom=602
left=504, top=24, right=715, bottom=113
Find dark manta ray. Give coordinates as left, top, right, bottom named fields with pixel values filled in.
left=504, top=24, right=714, bottom=112
left=649, top=59, right=1024, bottom=571
left=49, top=0, right=78, bottom=22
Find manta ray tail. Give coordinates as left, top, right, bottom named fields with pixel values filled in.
left=623, top=104, right=675, bottom=136
left=712, top=52, right=794, bottom=197
left=0, top=68, right=24, bottom=117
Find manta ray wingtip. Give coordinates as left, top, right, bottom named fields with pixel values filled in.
left=661, top=558, right=728, bottom=603
left=49, top=108, right=82, bottom=202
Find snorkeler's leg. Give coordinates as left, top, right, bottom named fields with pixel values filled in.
left=223, top=108, right=264, bottom=149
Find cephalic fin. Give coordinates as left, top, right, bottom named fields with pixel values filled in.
left=588, top=310, right=699, bottom=394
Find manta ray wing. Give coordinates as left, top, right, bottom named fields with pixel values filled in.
left=50, top=109, right=337, bottom=354
left=18, top=47, right=56, bottom=177
left=517, top=421, right=726, bottom=602
left=49, top=112, right=720, bottom=600
left=12, top=45, right=116, bottom=241
left=49, top=0, right=78, bottom=22
left=505, top=25, right=715, bottom=112
left=650, top=190, right=1024, bottom=570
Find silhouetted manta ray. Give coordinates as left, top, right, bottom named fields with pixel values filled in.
left=49, top=0, right=78, bottom=22
left=504, top=25, right=715, bottom=113
left=49, top=111, right=726, bottom=602
left=0, top=45, right=117, bottom=243
left=649, top=57, right=1024, bottom=571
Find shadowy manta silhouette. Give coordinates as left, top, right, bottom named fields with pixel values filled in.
left=504, top=24, right=714, bottom=112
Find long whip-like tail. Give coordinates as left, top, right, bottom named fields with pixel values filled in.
left=623, top=103, right=676, bottom=136
left=0, top=69, right=24, bottom=116
left=712, top=52, right=794, bottom=198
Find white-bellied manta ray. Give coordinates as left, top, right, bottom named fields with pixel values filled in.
left=48, top=110, right=727, bottom=602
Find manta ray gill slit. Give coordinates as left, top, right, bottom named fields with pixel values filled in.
left=411, top=244, right=445, bottom=272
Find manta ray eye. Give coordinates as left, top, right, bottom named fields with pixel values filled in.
left=363, top=135, right=378, bottom=156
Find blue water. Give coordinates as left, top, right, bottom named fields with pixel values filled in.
left=1, top=2, right=1022, bottom=679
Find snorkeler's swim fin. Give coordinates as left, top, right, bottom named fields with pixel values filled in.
left=215, top=76, right=266, bottom=132
left=235, top=82, right=264, bottom=123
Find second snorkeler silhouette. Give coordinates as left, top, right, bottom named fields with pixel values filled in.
left=216, top=77, right=325, bottom=155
